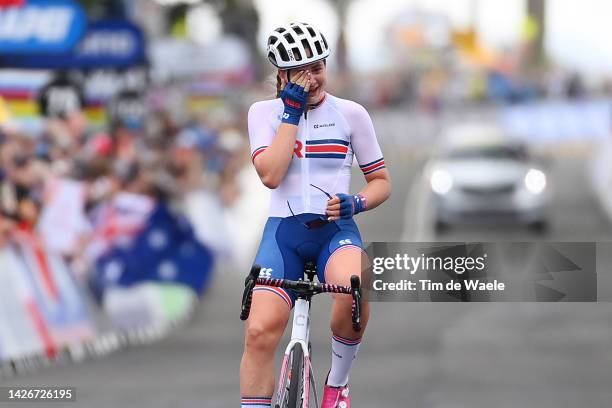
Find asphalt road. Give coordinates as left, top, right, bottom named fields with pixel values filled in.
left=3, top=109, right=612, bottom=408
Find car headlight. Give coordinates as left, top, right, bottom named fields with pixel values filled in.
left=431, top=170, right=453, bottom=195
left=524, top=168, right=546, bottom=194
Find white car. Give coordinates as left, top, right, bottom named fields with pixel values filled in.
left=426, top=124, right=550, bottom=233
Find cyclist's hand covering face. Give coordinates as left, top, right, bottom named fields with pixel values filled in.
left=279, top=70, right=311, bottom=126
left=281, top=70, right=311, bottom=93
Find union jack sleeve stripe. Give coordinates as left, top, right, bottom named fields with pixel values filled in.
left=359, top=158, right=385, bottom=175
left=251, top=146, right=267, bottom=162
left=253, top=286, right=293, bottom=309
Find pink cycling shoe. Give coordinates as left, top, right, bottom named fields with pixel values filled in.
left=321, top=384, right=351, bottom=408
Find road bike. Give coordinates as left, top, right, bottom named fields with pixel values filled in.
left=240, top=263, right=362, bottom=408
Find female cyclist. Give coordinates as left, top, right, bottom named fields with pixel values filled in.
left=240, top=22, right=391, bottom=408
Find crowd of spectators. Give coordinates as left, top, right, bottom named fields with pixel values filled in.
left=0, top=80, right=250, bottom=274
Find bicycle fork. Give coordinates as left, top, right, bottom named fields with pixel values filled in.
left=274, top=298, right=317, bottom=408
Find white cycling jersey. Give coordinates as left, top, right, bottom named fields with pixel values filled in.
left=248, top=93, right=386, bottom=218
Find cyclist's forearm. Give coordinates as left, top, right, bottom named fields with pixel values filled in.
left=358, top=170, right=391, bottom=211
left=254, top=123, right=298, bottom=189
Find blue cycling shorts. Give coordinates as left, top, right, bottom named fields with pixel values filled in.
left=252, top=214, right=364, bottom=308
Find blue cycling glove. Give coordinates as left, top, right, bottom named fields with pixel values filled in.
left=336, top=193, right=367, bottom=219
left=280, top=81, right=308, bottom=126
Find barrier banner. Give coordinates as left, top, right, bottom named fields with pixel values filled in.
left=0, top=197, right=211, bottom=377
left=13, top=230, right=94, bottom=357
left=0, top=247, right=46, bottom=362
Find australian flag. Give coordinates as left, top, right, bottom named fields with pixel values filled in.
left=92, top=203, right=214, bottom=300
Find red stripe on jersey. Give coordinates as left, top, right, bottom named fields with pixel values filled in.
left=305, top=145, right=348, bottom=153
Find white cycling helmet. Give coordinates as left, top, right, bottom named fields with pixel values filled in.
left=266, top=22, right=330, bottom=69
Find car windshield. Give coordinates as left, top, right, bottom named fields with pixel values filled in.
left=444, top=146, right=527, bottom=161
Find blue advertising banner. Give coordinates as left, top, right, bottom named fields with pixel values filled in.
left=3, top=19, right=146, bottom=69
left=0, top=0, right=86, bottom=54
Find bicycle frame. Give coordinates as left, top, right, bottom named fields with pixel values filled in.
left=275, top=297, right=312, bottom=408
left=240, top=264, right=361, bottom=408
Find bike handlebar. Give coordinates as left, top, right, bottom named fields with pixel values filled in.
left=240, top=265, right=363, bottom=332
left=239, top=266, right=260, bottom=321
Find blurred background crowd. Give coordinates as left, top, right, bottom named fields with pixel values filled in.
left=2, top=0, right=610, bottom=256
left=2, top=1, right=612, bottom=406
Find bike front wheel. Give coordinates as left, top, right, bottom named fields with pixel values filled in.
left=276, top=344, right=310, bottom=408
left=287, top=345, right=304, bottom=407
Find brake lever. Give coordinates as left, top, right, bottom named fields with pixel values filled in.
left=240, top=265, right=261, bottom=321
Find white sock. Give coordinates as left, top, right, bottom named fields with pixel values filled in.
left=327, top=333, right=362, bottom=387
left=241, top=396, right=271, bottom=407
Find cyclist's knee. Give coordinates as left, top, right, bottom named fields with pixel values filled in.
left=244, top=294, right=289, bottom=354
left=245, top=323, right=271, bottom=352
left=245, top=318, right=284, bottom=353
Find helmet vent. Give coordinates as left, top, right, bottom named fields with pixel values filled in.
left=277, top=43, right=289, bottom=62
left=301, top=39, right=312, bottom=57
left=292, top=47, right=302, bottom=61
left=267, top=52, right=277, bottom=65
left=284, top=33, right=295, bottom=44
